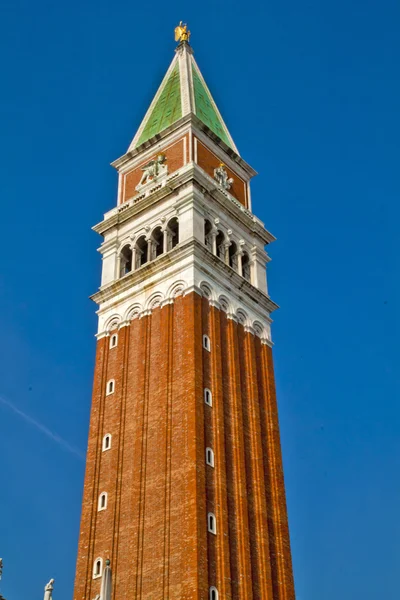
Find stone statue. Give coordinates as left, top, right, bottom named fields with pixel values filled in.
left=174, top=21, right=190, bottom=43
left=214, top=163, right=234, bottom=191
left=44, top=579, right=54, bottom=600
left=136, top=154, right=168, bottom=190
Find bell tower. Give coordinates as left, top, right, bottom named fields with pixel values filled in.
left=73, top=25, right=295, bottom=600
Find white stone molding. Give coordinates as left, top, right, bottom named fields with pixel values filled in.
left=218, top=295, right=230, bottom=313
left=124, top=303, right=143, bottom=322
left=236, top=308, right=249, bottom=326
left=144, top=292, right=164, bottom=314
left=167, top=280, right=186, bottom=298
left=104, top=315, right=121, bottom=332
left=95, top=164, right=273, bottom=250
left=253, top=321, right=264, bottom=337
left=199, top=282, right=213, bottom=299
left=96, top=283, right=272, bottom=346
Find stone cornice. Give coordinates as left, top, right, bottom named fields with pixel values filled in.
left=93, top=164, right=274, bottom=246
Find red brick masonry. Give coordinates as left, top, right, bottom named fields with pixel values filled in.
left=73, top=292, right=295, bottom=600
left=195, top=139, right=248, bottom=208
left=121, top=137, right=187, bottom=204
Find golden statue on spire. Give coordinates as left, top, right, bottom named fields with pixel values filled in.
left=175, top=21, right=190, bottom=43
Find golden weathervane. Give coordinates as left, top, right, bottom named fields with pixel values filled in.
left=175, top=21, right=190, bottom=43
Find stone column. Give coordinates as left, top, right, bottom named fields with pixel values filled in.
left=163, top=228, right=169, bottom=253
left=116, top=254, right=121, bottom=279
left=131, top=246, right=137, bottom=271
left=224, top=242, right=230, bottom=265
left=211, top=230, right=217, bottom=255
left=146, top=237, right=153, bottom=261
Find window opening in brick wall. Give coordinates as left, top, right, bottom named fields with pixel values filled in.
left=93, top=558, right=102, bottom=579
left=209, top=587, right=219, bottom=600
left=208, top=512, right=217, bottom=535
left=98, top=492, right=107, bottom=511
left=204, top=388, right=212, bottom=406
left=106, top=379, right=115, bottom=395
left=203, top=335, right=211, bottom=351
left=206, top=447, right=215, bottom=467
left=102, top=434, right=112, bottom=451
left=110, top=334, right=118, bottom=349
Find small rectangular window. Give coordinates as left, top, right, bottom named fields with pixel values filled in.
left=206, top=448, right=214, bottom=467
left=203, top=335, right=211, bottom=351
left=208, top=512, right=217, bottom=535
left=106, top=380, right=115, bottom=395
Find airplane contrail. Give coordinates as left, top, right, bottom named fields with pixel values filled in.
left=0, top=394, right=85, bottom=461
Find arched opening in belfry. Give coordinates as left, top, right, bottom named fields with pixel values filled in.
left=119, top=245, right=132, bottom=277
left=204, top=219, right=213, bottom=251
left=242, top=251, right=251, bottom=282
left=216, top=230, right=225, bottom=261
left=228, top=241, right=238, bottom=271
left=135, top=235, right=148, bottom=268
left=151, top=226, right=164, bottom=259
left=167, top=217, right=179, bottom=250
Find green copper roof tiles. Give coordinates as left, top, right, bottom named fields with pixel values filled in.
left=136, top=62, right=182, bottom=147
left=192, top=64, right=232, bottom=148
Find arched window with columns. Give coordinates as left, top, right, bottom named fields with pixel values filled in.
left=166, top=217, right=179, bottom=250
left=204, top=219, right=213, bottom=252
left=150, top=226, right=164, bottom=260
left=119, top=245, right=132, bottom=277
left=229, top=240, right=238, bottom=271
left=135, top=235, right=148, bottom=269
left=242, top=251, right=251, bottom=282
left=216, top=230, right=226, bottom=262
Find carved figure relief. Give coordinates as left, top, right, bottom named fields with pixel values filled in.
left=136, top=154, right=168, bottom=191
left=213, top=163, right=234, bottom=191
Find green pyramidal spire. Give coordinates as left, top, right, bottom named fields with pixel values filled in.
left=129, top=39, right=238, bottom=153
left=136, top=63, right=182, bottom=147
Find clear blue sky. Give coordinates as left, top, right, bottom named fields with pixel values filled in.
left=0, top=0, right=399, bottom=598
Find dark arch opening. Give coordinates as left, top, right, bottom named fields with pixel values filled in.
left=135, top=236, right=148, bottom=268
left=151, top=226, right=164, bottom=259
left=242, top=251, right=251, bottom=282
left=120, top=245, right=132, bottom=277
left=229, top=241, right=238, bottom=270
left=204, top=219, right=213, bottom=251
left=167, top=217, right=179, bottom=250
left=216, top=230, right=225, bottom=261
